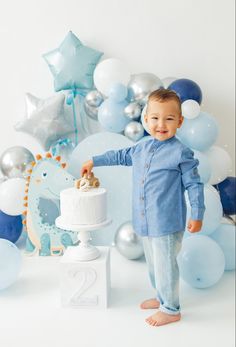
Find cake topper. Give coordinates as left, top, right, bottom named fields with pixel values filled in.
left=75, top=172, right=100, bottom=191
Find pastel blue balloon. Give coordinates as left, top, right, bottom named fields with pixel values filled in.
left=185, top=184, right=223, bottom=236
left=177, top=112, right=219, bottom=151
left=98, top=99, right=130, bottom=132
left=68, top=132, right=134, bottom=245
left=43, top=31, right=103, bottom=92
left=210, top=223, right=235, bottom=271
left=178, top=235, right=225, bottom=288
left=0, top=238, right=22, bottom=290
left=193, top=150, right=211, bottom=183
left=108, top=83, right=128, bottom=102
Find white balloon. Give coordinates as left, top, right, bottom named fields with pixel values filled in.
left=94, top=58, right=130, bottom=96
left=181, top=99, right=200, bottom=119
left=205, top=146, right=232, bottom=185
left=0, top=178, right=26, bottom=215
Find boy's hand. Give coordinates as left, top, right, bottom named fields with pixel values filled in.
left=187, top=219, right=202, bottom=233
left=81, top=159, right=94, bottom=177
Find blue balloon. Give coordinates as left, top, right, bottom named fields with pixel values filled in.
left=108, top=83, right=128, bottom=102
left=43, top=31, right=103, bottom=92
left=178, top=235, right=225, bottom=288
left=214, top=177, right=236, bottom=215
left=0, top=210, right=22, bottom=243
left=169, top=78, right=202, bottom=104
left=210, top=223, right=235, bottom=271
left=98, top=99, right=130, bottom=132
left=0, top=238, right=22, bottom=290
left=177, top=111, right=219, bottom=151
left=68, top=132, right=134, bottom=245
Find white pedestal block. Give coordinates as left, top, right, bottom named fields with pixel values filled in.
left=60, top=246, right=110, bottom=309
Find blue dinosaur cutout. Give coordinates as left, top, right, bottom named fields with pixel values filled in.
left=23, top=153, right=78, bottom=256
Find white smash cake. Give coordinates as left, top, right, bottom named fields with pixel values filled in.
left=59, top=175, right=107, bottom=225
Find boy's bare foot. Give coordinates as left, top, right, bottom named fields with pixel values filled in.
left=140, top=298, right=160, bottom=309
left=145, top=311, right=181, bottom=327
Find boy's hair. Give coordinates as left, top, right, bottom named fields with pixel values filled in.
left=147, top=88, right=181, bottom=113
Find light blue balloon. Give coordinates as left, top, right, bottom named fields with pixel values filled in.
left=177, top=111, right=219, bottom=151
left=193, top=150, right=211, bottom=183
left=43, top=31, right=103, bottom=92
left=178, top=235, right=225, bottom=288
left=0, top=238, right=22, bottom=290
left=185, top=184, right=223, bottom=236
left=108, top=83, right=128, bottom=102
left=210, top=223, right=236, bottom=271
left=68, top=132, right=134, bottom=245
left=98, top=99, right=130, bottom=132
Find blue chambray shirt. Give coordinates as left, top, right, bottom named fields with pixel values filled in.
left=92, top=136, right=205, bottom=237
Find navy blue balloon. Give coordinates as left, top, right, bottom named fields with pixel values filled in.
left=0, top=210, right=22, bottom=243
left=169, top=78, right=202, bottom=104
left=214, top=177, right=236, bottom=215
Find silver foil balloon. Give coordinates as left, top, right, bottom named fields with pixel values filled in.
left=124, top=121, right=144, bottom=142
left=15, top=93, right=74, bottom=151
left=84, top=101, right=99, bottom=121
left=0, top=146, right=35, bottom=178
left=124, top=102, right=142, bottom=120
left=115, top=221, right=144, bottom=260
left=128, top=73, right=163, bottom=102
left=85, top=90, right=104, bottom=107
left=0, top=176, right=7, bottom=185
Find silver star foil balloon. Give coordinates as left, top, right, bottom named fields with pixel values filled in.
left=0, top=146, right=35, bottom=178
left=115, top=221, right=144, bottom=260
left=15, top=93, right=74, bottom=151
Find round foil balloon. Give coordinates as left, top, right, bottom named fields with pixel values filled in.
left=124, top=121, right=144, bottom=142
left=115, top=221, right=144, bottom=260
left=0, top=146, right=34, bottom=179
left=128, top=73, right=163, bottom=102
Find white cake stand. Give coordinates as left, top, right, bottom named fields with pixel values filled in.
left=55, top=216, right=112, bottom=261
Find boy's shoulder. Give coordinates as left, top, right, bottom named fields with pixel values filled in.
left=171, top=137, right=193, bottom=154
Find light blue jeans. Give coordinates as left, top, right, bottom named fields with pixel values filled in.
left=142, top=230, right=184, bottom=315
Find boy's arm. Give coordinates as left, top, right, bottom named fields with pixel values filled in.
left=92, top=146, right=136, bottom=167
left=179, top=148, right=205, bottom=227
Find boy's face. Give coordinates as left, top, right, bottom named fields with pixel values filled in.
left=144, top=99, right=184, bottom=141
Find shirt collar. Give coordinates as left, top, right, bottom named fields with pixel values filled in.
left=151, top=136, right=176, bottom=148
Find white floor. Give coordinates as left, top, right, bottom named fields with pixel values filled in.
left=0, top=246, right=235, bottom=347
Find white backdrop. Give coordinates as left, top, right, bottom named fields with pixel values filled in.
left=0, top=0, right=235, bottom=174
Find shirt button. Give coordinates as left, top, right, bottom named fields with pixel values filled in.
left=140, top=196, right=144, bottom=201
left=145, top=164, right=149, bottom=168
left=141, top=179, right=145, bottom=184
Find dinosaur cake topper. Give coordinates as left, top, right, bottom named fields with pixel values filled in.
left=22, top=152, right=78, bottom=256
left=75, top=172, right=100, bottom=192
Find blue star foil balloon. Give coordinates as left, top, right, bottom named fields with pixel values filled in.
left=15, top=93, right=75, bottom=151
left=43, top=31, right=103, bottom=92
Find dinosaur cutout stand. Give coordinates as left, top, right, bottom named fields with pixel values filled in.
left=22, top=153, right=78, bottom=256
